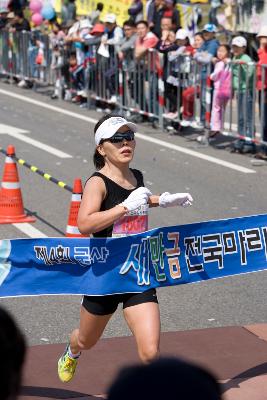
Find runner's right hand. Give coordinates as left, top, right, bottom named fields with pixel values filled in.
left=121, top=187, right=152, bottom=212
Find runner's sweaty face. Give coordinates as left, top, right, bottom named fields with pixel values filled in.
left=98, top=125, right=136, bottom=166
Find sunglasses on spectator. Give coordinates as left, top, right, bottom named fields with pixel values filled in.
left=101, top=130, right=135, bottom=144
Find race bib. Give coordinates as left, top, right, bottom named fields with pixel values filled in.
left=112, top=204, right=149, bottom=237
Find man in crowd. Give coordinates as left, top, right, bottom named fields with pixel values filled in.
left=194, top=23, right=219, bottom=128
left=163, top=0, right=180, bottom=32
left=135, top=19, right=158, bottom=61
left=118, top=19, right=137, bottom=107
left=0, top=7, right=9, bottom=30
left=147, top=0, right=165, bottom=38
left=160, top=16, right=172, bottom=33
left=10, top=9, right=30, bottom=32
left=134, top=20, right=159, bottom=118
left=118, top=19, right=137, bottom=66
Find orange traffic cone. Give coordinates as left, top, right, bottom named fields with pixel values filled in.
left=66, top=178, right=87, bottom=237
left=0, top=145, right=35, bottom=224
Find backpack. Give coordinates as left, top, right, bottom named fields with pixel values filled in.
left=217, top=66, right=231, bottom=101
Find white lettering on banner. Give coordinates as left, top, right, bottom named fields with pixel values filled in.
left=120, top=226, right=267, bottom=286
left=74, top=246, right=109, bottom=266
left=184, top=227, right=267, bottom=272
left=34, top=245, right=109, bottom=266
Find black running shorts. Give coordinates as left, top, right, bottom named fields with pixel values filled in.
left=82, top=288, right=158, bottom=316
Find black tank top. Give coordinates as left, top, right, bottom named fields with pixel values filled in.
left=89, top=169, right=144, bottom=238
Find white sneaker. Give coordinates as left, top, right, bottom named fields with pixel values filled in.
left=18, top=79, right=27, bottom=88
left=191, top=121, right=204, bottom=130
left=108, top=95, right=117, bottom=104
left=163, top=112, right=178, bottom=119
left=77, top=89, right=88, bottom=98
left=64, top=90, right=72, bottom=101
left=180, top=120, right=191, bottom=127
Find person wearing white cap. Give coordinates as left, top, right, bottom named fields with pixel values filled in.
left=231, top=36, right=255, bottom=153
left=163, top=29, right=193, bottom=119
left=58, top=114, right=194, bottom=383
left=254, top=27, right=267, bottom=159
left=100, top=13, right=123, bottom=103
left=0, top=7, right=9, bottom=30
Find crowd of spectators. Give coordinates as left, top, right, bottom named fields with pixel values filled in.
left=1, top=0, right=267, bottom=157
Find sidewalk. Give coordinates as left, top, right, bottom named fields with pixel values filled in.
left=19, top=324, right=267, bottom=400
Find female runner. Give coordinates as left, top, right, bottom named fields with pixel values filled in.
left=58, top=115, right=193, bottom=382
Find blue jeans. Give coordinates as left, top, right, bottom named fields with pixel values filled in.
left=237, top=91, right=254, bottom=138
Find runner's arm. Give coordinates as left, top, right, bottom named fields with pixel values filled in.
left=77, top=177, right=127, bottom=235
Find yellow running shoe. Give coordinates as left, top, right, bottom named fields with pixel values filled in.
left=58, top=346, right=79, bottom=383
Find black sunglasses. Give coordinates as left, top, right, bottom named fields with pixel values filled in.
left=101, top=130, right=135, bottom=144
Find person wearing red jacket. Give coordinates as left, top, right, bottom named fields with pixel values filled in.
left=255, top=26, right=267, bottom=159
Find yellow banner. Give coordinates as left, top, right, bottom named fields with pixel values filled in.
left=75, top=0, right=146, bottom=26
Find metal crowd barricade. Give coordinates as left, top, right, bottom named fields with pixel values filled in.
left=2, top=30, right=267, bottom=148
left=0, top=30, right=53, bottom=85
left=220, top=60, right=257, bottom=145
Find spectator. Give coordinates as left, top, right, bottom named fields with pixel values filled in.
left=209, top=44, right=231, bottom=136
left=8, top=0, right=22, bottom=12
left=128, top=0, right=143, bottom=24
left=50, top=22, right=66, bottom=99
left=160, top=16, right=172, bottom=32
left=209, top=0, right=221, bottom=26
left=181, top=32, right=204, bottom=126
left=116, top=20, right=137, bottom=107
left=0, top=306, right=26, bottom=400
left=255, top=26, right=267, bottom=159
left=89, top=2, right=104, bottom=25
left=163, top=0, right=180, bottom=32
left=231, top=36, right=255, bottom=153
left=134, top=20, right=159, bottom=119
left=68, top=51, right=86, bottom=103
left=107, top=357, right=222, bottom=400
left=135, top=20, right=158, bottom=61
left=0, top=7, right=9, bottom=30
left=194, top=23, right=219, bottom=128
left=10, top=9, right=30, bottom=32
left=147, top=0, right=165, bottom=38
left=61, top=0, right=76, bottom=26
left=100, top=14, right=123, bottom=103
left=118, top=20, right=137, bottom=67
left=163, top=28, right=193, bottom=119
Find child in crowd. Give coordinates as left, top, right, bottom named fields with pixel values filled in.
left=68, top=51, right=86, bottom=103
left=255, top=26, right=267, bottom=159
left=181, top=32, right=204, bottom=126
left=231, top=36, right=255, bottom=153
left=209, top=44, right=231, bottom=136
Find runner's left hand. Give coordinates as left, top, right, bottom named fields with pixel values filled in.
left=159, top=192, right=193, bottom=208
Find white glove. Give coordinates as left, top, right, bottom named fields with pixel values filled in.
left=121, top=187, right=152, bottom=212
left=159, top=192, right=193, bottom=208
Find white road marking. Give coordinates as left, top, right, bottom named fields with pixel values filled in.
left=0, top=123, right=72, bottom=158
left=138, top=135, right=255, bottom=174
left=0, top=88, right=256, bottom=174
left=12, top=223, right=47, bottom=238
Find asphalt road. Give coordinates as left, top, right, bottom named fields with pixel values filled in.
left=0, top=82, right=266, bottom=346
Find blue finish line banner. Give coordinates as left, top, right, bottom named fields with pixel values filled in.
left=1, top=214, right=267, bottom=297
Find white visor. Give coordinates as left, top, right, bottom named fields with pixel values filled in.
left=95, top=117, right=137, bottom=145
